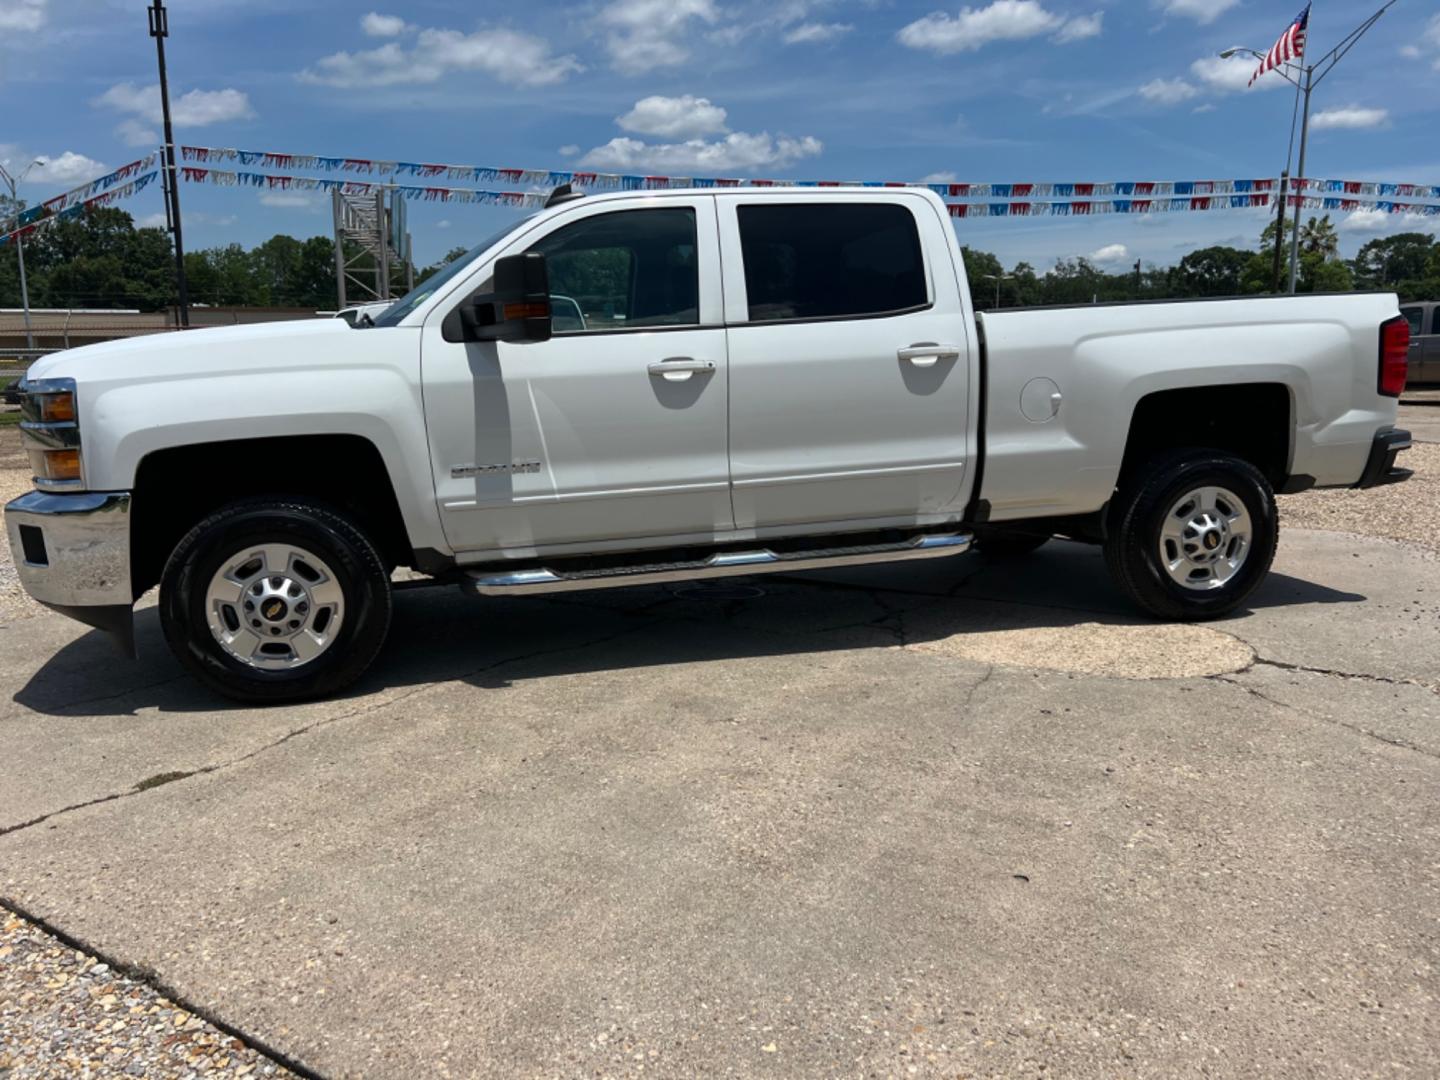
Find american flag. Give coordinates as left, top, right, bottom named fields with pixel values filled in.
left=1250, top=4, right=1311, bottom=87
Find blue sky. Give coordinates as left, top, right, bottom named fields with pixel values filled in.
left=2, top=0, right=1437, bottom=271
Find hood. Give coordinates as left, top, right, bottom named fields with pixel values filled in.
left=25, top=318, right=358, bottom=384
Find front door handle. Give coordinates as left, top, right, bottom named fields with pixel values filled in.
left=648, top=358, right=716, bottom=382
left=898, top=343, right=961, bottom=368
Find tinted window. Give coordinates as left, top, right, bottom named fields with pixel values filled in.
left=527, top=208, right=698, bottom=333
left=1402, top=307, right=1423, bottom=336
left=737, top=203, right=927, bottom=322
left=1432, top=307, right=1440, bottom=336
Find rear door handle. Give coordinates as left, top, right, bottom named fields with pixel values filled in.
left=648, top=358, right=716, bottom=381
left=898, top=343, right=961, bottom=368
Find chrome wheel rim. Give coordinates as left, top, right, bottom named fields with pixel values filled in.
left=1158, top=485, right=1252, bottom=592
left=205, top=543, right=344, bottom=669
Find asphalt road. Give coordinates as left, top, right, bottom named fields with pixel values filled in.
left=2, top=526, right=1437, bottom=1077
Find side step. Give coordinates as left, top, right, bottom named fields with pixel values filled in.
left=464, top=532, right=973, bottom=596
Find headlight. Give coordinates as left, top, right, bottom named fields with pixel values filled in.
left=19, top=377, right=83, bottom=491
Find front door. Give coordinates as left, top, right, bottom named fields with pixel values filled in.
left=716, top=193, right=974, bottom=533
left=421, top=198, right=733, bottom=556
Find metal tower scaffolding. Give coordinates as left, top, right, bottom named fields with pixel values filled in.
left=331, top=188, right=413, bottom=308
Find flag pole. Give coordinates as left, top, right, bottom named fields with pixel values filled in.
left=1286, top=14, right=1312, bottom=295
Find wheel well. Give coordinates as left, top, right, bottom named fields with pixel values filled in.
left=130, top=434, right=414, bottom=597
left=1120, top=383, right=1292, bottom=490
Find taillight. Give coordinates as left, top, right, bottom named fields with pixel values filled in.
left=1379, top=315, right=1409, bottom=398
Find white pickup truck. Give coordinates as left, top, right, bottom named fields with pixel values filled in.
left=6, top=187, right=1414, bottom=701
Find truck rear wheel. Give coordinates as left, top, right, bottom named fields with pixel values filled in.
left=1104, top=450, right=1278, bottom=621
left=159, top=499, right=392, bottom=703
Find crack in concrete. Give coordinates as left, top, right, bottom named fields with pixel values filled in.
left=1212, top=673, right=1440, bottom=762
left=0, top=897, right=325, bottom=1080
left=1249, top=656, right=1439, bottom=695
left=0, top=622, right=650, bottom=840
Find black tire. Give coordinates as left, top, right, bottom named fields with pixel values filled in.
left=1104, top=449, right=1278, bottom=621
left=974, top=526, right=1050, bottom=559
left=160, top=498, right=392, bottom=703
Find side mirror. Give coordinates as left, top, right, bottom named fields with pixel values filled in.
left=456, top=252, right=552, bottom=343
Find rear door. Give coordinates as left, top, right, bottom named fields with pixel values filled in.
left=1401, top=306, right=1425, bottom=386
left=421, top=197, right=733, bottom=555
left=716, top=194, right=973, bottom=533
left=1427, top=305, right=1440, bottom=384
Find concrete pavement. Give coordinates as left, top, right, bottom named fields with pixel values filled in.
left=2, top=530, right=1437, bottom=1076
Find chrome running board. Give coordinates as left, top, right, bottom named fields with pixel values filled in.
left=464, top=532, right=973, bottom=596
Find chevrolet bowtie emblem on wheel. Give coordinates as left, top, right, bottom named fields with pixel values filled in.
left=451, top=461, right=543, bottom=478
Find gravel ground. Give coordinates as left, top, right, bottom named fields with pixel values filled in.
left=0, top=912, right=297, bottom=1079
left=1278, top=440, right=1440, bottom=555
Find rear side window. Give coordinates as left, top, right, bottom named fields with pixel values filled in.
left=737, top=203, right=928, bottom=323
left=1432, top=308, right=1440, bottom=336
left=1402, top=307, right=1423, bottom=336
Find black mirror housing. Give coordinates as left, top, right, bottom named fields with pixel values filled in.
left=454, top=252, right=553, bottom=344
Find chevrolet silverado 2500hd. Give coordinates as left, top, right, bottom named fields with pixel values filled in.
left=5, top=187, right=1414, bottom=701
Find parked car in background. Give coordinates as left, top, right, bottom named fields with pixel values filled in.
left=2, top=376, right=22, bottom=405
left=1400, top=301, right=1440, bottom=385
left=5, top=187, right=1414, bottom=702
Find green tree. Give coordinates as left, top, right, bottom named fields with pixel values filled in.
left=1173, top=246, right=1250, bottom=297
left=1353, top=233, right=1435, bottom=291
left=1299, top=215, right=1340, bottom=261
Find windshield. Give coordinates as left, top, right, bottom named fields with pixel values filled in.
left=371, top=217, right=535, bottom=327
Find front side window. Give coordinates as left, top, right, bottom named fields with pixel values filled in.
left=1402, top=307, right=1423, bottom=336
left=1431, top=307, right=1440, bottom=336
left=527, top=208, right=699, bottom=333
left=737, top=203, right=928, bottom=323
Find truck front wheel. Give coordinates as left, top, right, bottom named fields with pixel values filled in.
left=159, top=499, right=392, bottom=703
left=1104, top=450, right=1278, bottom=621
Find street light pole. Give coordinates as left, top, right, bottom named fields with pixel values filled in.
left=1221, top=0, right=1399, bottom=294
left=148, top=0, right=190, bottom=328
left=1, top=159, right=46, bottom=352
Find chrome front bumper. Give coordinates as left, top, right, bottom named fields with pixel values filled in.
left=4, top=489, right=135, bottom=654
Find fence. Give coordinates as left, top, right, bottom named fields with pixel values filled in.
left=0, top=307, right=331, bottom=360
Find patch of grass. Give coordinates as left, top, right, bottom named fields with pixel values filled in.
left=0, top=411, right=23, bottom=427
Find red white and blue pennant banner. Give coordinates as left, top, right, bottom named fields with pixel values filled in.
left=1, top=171, right=160, bottom=248
left=9, top=153, right=159, bottom=230
left=176, top=167, right=1440, bottom=221
left=178, top=145, right=1440, bottom=204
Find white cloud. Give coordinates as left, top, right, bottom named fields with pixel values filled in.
left=139, top=212, right=169, bottom=228
left=600, top=0, right=717, bottom=75
left=1425, top=16, right=1440, bottom=68
left=1399, top=44, right=1421, bottom=59
left=95, top=82, right=256, bottom=127
left=1161, top=0, right=1237, bottom=24
left=360, top=12, right=407, bottom=37
left=1053, top=11, right=1102, bottom=43
left=783, top=22, right=853, bottom=44
left=899, top=2, right=1100, bottom=53
left=115, top=119, right=160, bottom=148
left=618, top=95, right=728, bottom=139
left=920, top=170, right=958, bottom=184
left=899, top=1, right=1061, bottom=53
left=1311, top=106, right=1389, bottom=131
left=1138, top=77, right=1197, bottom=106
left=1089, top=243, right=1130, bottom=266
left=30, top=152, right=108, bottom=185
left=301, top=28, right=581, bottom=88
left=1190, top=55, right=1282, bottom=94
left=0, top=0, right=45, bottom=31
left=558, top=144, right=581, bottom=157
left=259, top=191, right=322, bottom=210
left=436, top=219, right=452, bottom=230
left=1340, top=208, right=1390, bottom=234
left=582, top=132, right=822, bottom=172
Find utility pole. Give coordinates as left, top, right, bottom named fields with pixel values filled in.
left=0, top=160, right=46, bottom=352
left=1271, top=171, right=1289, bottom=293
left=1220, top=1, right=1399, bottom=294
left=149, top=0, right=190, bottom=327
